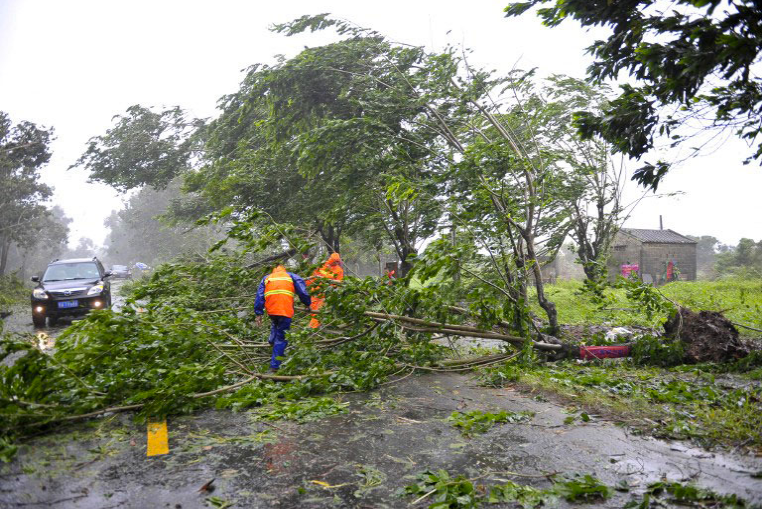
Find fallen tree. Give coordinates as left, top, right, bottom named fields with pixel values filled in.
left=2, top=253, right=759, bottom=463
left=0, top=255, right=537, bottom=460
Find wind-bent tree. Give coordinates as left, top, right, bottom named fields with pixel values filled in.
left=71, top=105, right=205, bottom=192
left=505, top=0, right=762, bottom=189
left=271, top=16, right=580, bottom=330
left=437, top=71, right=577, bottom=334
left=187, top=94, right=351, bottom=254
left=0, top=112, right=54, bottom=276
left=190, top=31, right=447, bottom=270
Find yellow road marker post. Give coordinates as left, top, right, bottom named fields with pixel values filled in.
left=147, top=419, right=169, bottom=456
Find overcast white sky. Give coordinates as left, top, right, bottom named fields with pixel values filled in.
left=1, top=0, right=760, bottom=247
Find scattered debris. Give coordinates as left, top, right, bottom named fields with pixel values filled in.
left=605, top=327, right=634, bottom=341
left=198, top=478, right=215, bottom=494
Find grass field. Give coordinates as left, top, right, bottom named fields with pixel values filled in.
left=535, top=278, right=762, bottom=335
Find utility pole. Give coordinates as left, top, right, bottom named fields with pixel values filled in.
left=659, top=215, right=663, bottom=230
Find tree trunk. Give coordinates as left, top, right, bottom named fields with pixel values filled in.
left=19, top=247, right=27, bottom=280
left=318, top=224, right=341, bottom=254
left=502, top=257, right=529, bottom=336
left=399, top=254, right=414, bottom=278
left=526, top=240, right=559, bottom=334
left=385, top=199, right=417, bottom=279
left=0, top=237, right=10, bottom=277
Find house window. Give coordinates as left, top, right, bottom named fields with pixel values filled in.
left=614, top=245, right=626, bottom=251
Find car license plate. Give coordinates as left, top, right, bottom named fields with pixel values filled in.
left=58, top=300, right=78, bottom=309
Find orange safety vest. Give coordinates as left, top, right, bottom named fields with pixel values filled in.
left=264, top=266, right=296, bottom=317
left=308, top=253, right=344, bottom=285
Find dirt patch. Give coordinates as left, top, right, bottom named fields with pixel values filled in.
left=664, top=308, right=749, bottom=363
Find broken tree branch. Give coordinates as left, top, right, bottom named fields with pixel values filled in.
left=245, top=248, right=298, bottom=269
left=363, top=311, right=562, bottom=351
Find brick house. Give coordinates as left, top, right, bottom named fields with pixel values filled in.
left=608, top=228, right=697, bottom=285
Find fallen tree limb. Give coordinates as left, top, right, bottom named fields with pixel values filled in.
left=364, top=311, right=562, bottom=351
left=402, top=352, right=519, bottom=372
left=245, top=248, right=298, bottom=269
left=30, top=370, right=337, bottom=428
left=316, top=322, right=380, bottom=348
left=446, top=305, right=543, bottom=335
left=436, top=352, right=513, bottom=367
left=219, top=343, right=271, bottom=349
left=732, top=321, right=762, bottom=334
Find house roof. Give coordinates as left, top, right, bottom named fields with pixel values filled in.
left=620, top=228, right=697, bottom=244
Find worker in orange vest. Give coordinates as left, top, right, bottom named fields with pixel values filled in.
left=307, top=252, right=344, bottom=328
left=254, top=265, right=311, bottom=372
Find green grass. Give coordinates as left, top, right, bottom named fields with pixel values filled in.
left=534, top=278, right=762, bottom=335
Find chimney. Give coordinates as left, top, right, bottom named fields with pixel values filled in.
left=659, top=215, right=663, bottom=230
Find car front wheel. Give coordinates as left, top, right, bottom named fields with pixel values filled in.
left=32, top=313, right=45, bottom=328
left=47, top=316, right=59, bottom=327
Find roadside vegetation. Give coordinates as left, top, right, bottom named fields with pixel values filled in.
left=3, top=249, right=761, bottom=463
left=404, top=469, right=755, bottom=508
left=0, top=274, right=26, bottom=309
left=0, top=274, right=26, bottom=333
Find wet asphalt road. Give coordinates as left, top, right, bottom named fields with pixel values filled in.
left=1, top=372, right=761, bottom=508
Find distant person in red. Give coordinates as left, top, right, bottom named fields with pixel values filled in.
left=306, top=253, right=344, bottom=328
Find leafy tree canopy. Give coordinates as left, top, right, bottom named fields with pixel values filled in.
left=505, top=0, right=762, bottom=189
left=191, top=24, right=448, bottom=261
left=71, top=105, right=204, bottom=192
left=0, top=111, right=54, bottom=275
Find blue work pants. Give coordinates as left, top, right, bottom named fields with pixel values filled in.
left=268, top=315, right=292, bottom=370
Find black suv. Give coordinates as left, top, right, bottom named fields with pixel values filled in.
left=31, top=257, right=112, bottom=327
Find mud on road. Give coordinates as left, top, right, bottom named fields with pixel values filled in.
left=2, top=371, right=761, bottom=508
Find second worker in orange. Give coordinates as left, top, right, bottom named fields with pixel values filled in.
left=307, top=252, right=344, bottom=328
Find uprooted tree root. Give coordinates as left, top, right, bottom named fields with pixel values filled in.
left=664, top=307, right=750, bottom=363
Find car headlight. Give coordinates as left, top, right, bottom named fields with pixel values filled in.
left=32, top=288, right=48, bottom=299
left=87, top=284, right=104, bottom=296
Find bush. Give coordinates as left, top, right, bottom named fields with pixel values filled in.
left=0, top=274, right=26, bottom=310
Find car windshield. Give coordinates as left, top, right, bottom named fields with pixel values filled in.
left=43, top=262, right=100, bottom=282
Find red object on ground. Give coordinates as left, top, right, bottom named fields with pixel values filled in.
left=579, top=345, right=632, bottom=360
